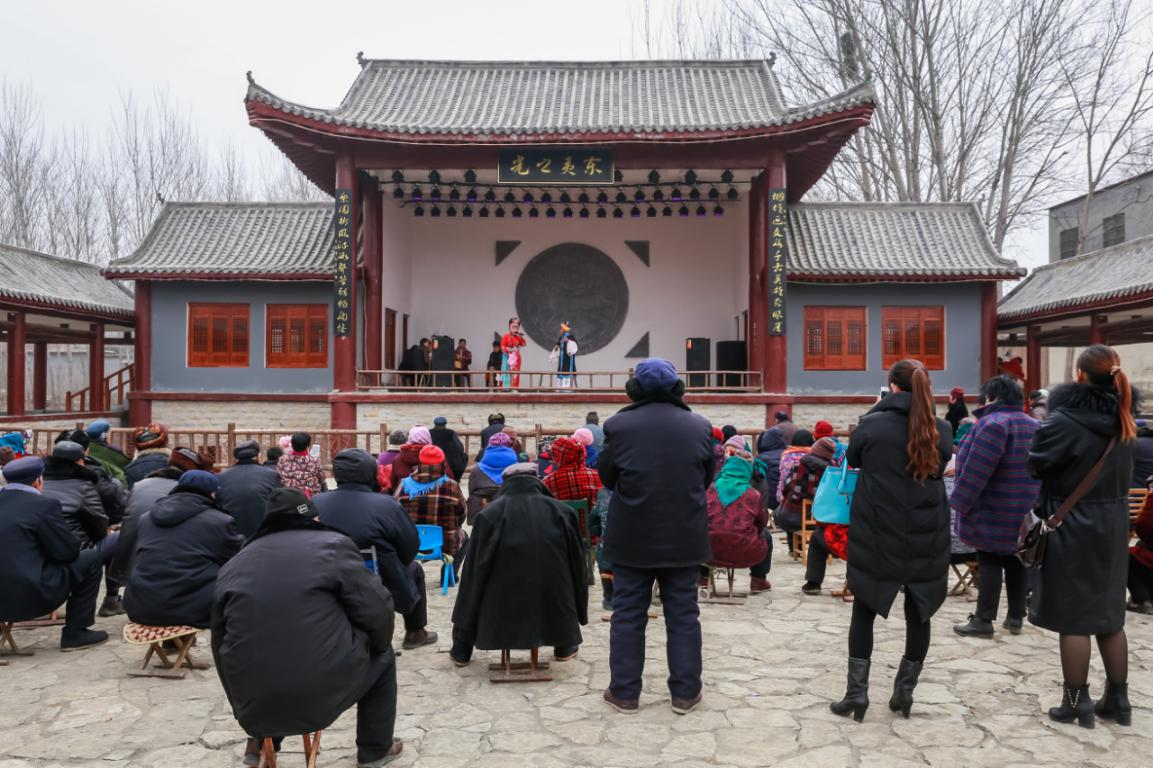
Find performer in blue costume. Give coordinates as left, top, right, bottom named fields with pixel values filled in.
left=554, top=323, right=578, bottom=388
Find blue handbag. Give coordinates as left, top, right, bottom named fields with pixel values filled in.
left=811, top=461, right=857, bottom=525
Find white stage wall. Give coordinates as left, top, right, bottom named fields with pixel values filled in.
left=377, top=198, right=749, bottom=373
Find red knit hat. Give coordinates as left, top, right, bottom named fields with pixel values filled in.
left=813, top=421, right=835, bottom=440
left=950, top=386, right=965, bottom=399
left=419, top=445, right=446, bottom=465
left=711, top=426, right=724, bottom=442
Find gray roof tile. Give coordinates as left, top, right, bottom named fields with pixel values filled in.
left=0, top=243, right=134, bottom=318
left=104, top=203, right=335, bottom=279
left=247, top=59, right=874, bottom=138
left=998, top=234, right=1153, bottom=321
left=787, top=202, right=1023, bottom=279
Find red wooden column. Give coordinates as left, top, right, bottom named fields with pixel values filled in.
left=763, top=151, right=788, bottom=394
left=980, top=282, right=999, bottom=382
left=32, top=341, right=47, bottom=411
left=747, top=173, right=765, bottom=380
left=1090, top=314, right=1106, bottom=345
left=6, top=312, right=26, bottom=417
left=332, top=151, right=360, bottom=429
left=362, top=178, right=383, bottom=371
left=129, top=282, right=152, bottom=425
left=89, top=323, right=106, bottom=413
left=1025, top=326, right=1042, bottom=395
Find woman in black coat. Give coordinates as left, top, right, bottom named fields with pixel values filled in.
left=1027, top=344, right=1137, bottom=728
left=832, top=360, right=952, bottom=723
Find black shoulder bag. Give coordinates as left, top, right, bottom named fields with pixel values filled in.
left=1017, top=437, right=1116, bottom=569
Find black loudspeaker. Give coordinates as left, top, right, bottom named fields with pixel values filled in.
left=685, top=338, right=710, bottom=388
left=431, top=335, right=455, bottom=387
left=716, top=341, right=748, bottom=389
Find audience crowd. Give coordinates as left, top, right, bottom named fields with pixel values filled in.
left=0, top=346, right=1148, bottom=766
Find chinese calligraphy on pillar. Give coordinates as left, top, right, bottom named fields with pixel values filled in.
left=498, top=148, right=615, bottom=184
left=768, top=188, right=788, bottom=336
left=333, top=188, right=353, bottom=338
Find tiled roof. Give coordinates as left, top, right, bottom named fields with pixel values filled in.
left=246, top=59, right=874, bottom=138
left=104, top=203, right=335, bottom=279
left=998, top=234, right=1153, bottom=321
left=787, top=202, right=1023, bottom=280
left=0, top=243, right=134, bottom=318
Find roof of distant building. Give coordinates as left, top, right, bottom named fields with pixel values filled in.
left=246, top=59, right=875, bottom=140
left=1048, top=169, right=1153, bottom=211
left=787, top=202, right=1024, bottom=281
left=998, top=233, right=1153, bottom=322
left=0, top=243, right=134, bottom=320
left=103, top=202, right=335, bottom=280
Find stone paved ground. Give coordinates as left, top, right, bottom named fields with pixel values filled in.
left=2, top=550, right=1151, bottom=768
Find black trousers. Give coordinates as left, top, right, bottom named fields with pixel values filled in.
left=848, top=590, right=931, bottom=663
left=402, top=561, right=427, bottom=632
left=1128, top=554, right=1153, bottom=603
left=354, top=652, right=398, bottom=764
left=609, top=564, right=702, bottom=701
left=750, top=530, right=774, bottom=578
left=975, top=550, right=1026, bottom=622
left=64, top=548, right=102, bottom=633
left=804, top=525, right=832, bottom=585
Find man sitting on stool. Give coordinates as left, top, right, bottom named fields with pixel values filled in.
left=213, top=488, right=402, bottom=768
left=315, top=449, right=437, bottom=650
left=449, top=463, right=588, bottom=666
left=0, top=457, right=108, bottom=650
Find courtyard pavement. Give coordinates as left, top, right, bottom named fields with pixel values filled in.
left=2, top=551, right=1151, bottom=768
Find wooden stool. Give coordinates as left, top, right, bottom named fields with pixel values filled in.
left=950, top=561, right=978, bottom=596
left=700, top=566, right=747, bottom=605
left=0, top=621, right=35, bottom=660
left=11, top=610, right=65, bottom=629
left=489, top=649, right=553, bottom=683
left=259, top=732, right=322, bottom=768
left=123, top=623, right=209, bottom=679
left=831, top=580, right=854, bottom=603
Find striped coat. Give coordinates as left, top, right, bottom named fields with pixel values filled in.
left=950, top=403, right=1041, bottom=554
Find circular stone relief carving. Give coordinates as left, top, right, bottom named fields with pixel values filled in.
left=514, top=242, right=629, bottom=355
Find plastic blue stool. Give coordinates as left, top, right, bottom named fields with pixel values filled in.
left=414, top=525, right=456, bottom=594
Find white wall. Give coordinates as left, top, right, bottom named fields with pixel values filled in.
left=380, top=198, right=413, bottom=365
left=376, top=205, right=749, bottom=372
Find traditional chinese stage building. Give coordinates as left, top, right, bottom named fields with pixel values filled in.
left=106, top=58, right=1023, bottom=432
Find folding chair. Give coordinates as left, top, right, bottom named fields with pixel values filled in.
left=561, top=499, right=595, bottom=586
left=949, top=554, right=979, bottom=597
left=259, top=732, right=322, bottom=768
left=790, top=500, right=816, bottom=565
left=123, top=623, right=209, bottom=679
left=0, top=621, right=35, bottom=661
left=415, top=525, right=456, bottom=594
left=489, top=648, right=553, bottom=683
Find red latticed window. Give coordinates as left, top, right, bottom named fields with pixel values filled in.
left=804, top=307, right=867, bottom=370
left=881, top=307, right=945, bottom=370
left=188, top=303, right=249, bottom=367
left=267, top=304, right=328, bottom=368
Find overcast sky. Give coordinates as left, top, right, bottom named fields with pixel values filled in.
left=2, top=0, right=1066, bottom=267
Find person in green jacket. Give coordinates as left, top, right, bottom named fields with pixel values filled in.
left=85, top=419, right=129, bottom=485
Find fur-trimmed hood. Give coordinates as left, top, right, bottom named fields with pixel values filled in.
left=1047, top=382, right=1135, bottom=438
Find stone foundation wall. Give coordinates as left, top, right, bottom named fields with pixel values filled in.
left=356, top=401, right=770, bottom=434
left=792, top=403, right=873, bottom=433
left=150, top=401, right=331, bottom=431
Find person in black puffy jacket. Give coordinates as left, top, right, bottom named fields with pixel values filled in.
left=213, top=488, right=402, bottom=767
left=314, top=449, right=436, bottom=651
left=125, top=470, right=242, bottom=628
left=122, top=424, right=171, bottom=491
left=217, top=440, right=282, bottom=539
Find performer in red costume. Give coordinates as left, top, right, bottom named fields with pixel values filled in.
left=500, top=317, right=527, bottom=389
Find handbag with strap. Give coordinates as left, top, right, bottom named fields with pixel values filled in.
left=812, top=460, right=858, bottom=525
left=1016, top=436, right=1116, bottom=568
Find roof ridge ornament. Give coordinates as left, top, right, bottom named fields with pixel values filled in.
left=767, top=53, right=776, bottom=68
left=356, top=51, right=367, bottom=68
left=246, top=70, right=255, bottom=86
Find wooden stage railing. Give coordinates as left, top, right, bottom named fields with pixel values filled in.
left=356, top=369, right=763, bottom=393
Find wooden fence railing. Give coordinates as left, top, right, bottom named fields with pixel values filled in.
left=356, top=369, right=763, bottom=393
left=65, top=363, right=134, bottom=413
left=22, top=422, right=833, bottom=472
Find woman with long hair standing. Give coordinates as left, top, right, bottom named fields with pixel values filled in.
left=1028, top=344, right=1137, bottom=728
left=831, top=360, right=952, bottom=722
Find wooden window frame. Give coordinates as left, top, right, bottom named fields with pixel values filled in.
left=881, top=306, right=945, bottom=370
left=188, top=303, right=249, bottom=368
left=266, top=304, right=329, bottom=369
left=1102, top=212, right=1125, bottom=248
left=1058, top=227, right=1079, bottom=260
left=803, top=306, right=867, bottom=371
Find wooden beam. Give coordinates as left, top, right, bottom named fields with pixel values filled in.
left=129, top=283, right=152, bottom=425
left=6, top=312, right=26, bottom=417
left=89, top=323, right=105, bottom=413
left=763, top=151, right=787, bottom=393
left=1025, top=326, right=1041, bottom=395
left=32, top=341, right=47, bottom=411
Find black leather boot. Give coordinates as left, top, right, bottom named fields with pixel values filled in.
left=1048, top=683, right=1094, bottom=728
left=1094, top=680, right=1131, bottom=726
left=830, top=657, right=870, bottom=722
left=888, top=656, right=923, bottom=718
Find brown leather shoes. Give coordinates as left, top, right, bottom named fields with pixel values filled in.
left=672, top=693, right=702, bottom=714
left=603, top=689, right=639, bottom=714
left=749, top=577, right=772, bottom=593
